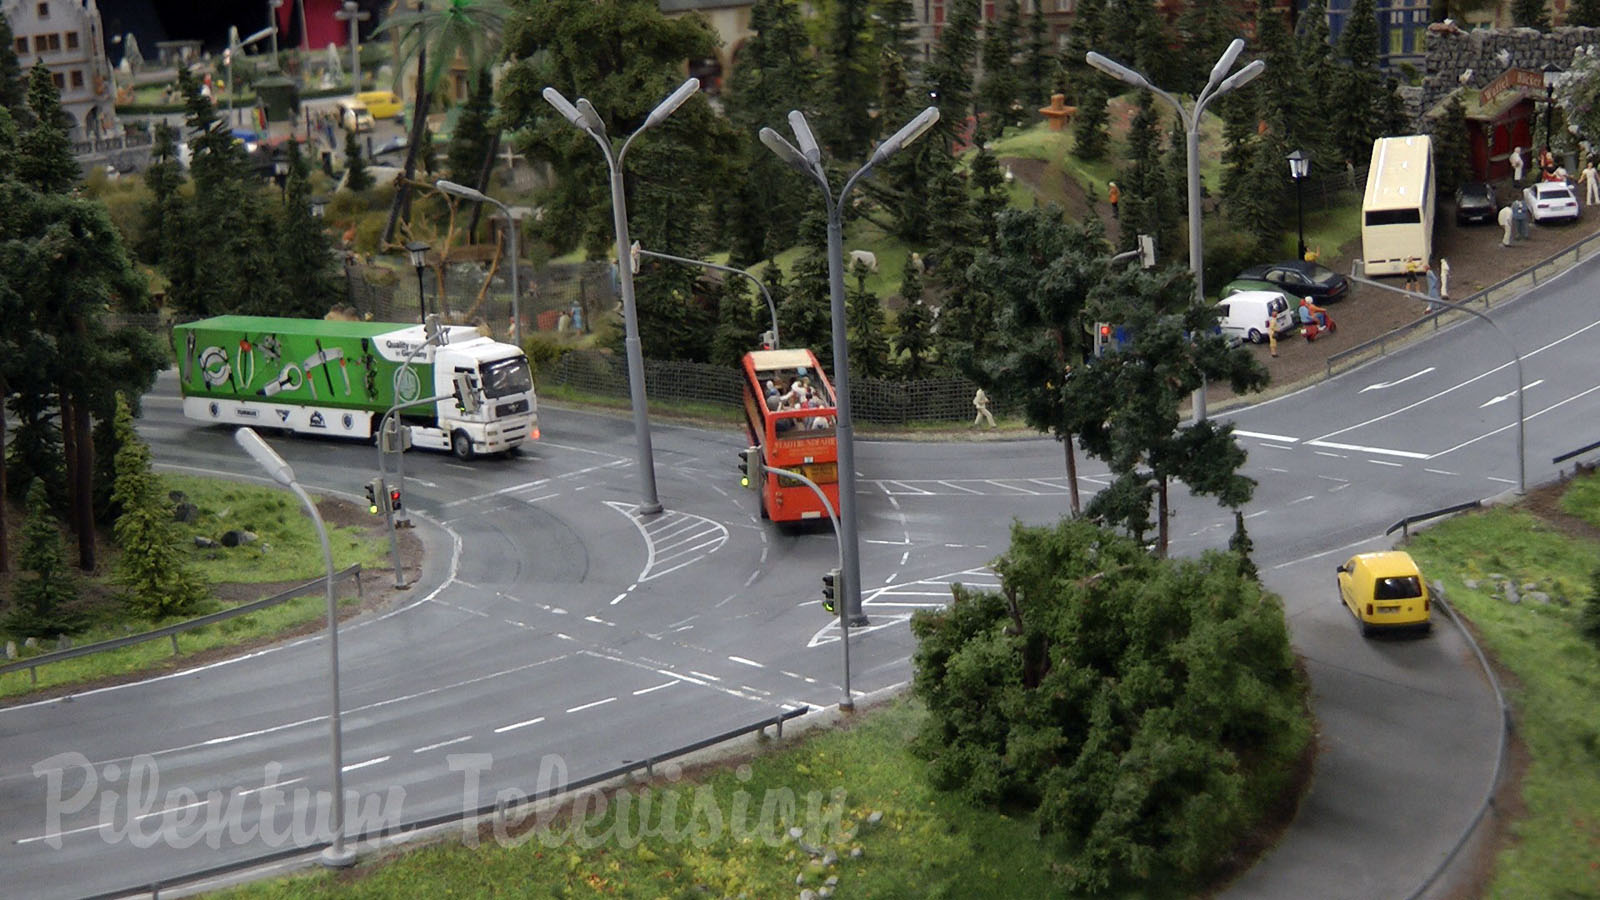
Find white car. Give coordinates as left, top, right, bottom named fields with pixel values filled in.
left=1522, top=181, right=1581, bottom=223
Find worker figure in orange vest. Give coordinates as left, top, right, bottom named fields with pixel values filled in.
left=1108, top=181, right=1120, bottom=219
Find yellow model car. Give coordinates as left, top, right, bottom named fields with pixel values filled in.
left=1336, top=551, right=1431, bottom=636
left=357, top=91, right=404, bottom=120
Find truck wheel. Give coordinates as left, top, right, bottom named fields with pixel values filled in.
left=451, top=431, right=475, bottom=461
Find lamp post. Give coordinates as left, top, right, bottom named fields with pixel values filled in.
left=543, top=78, right=702, bottom=517
left=436, top=180, right=521, bottom=348
left=1087, top=39, right=1264, bottom=423
left=633, top=243, right=780, bottom=349
left=761, top=105, right=940, bottom=627
left=406, top=240, right=430, bottom=321
left=761, top=461, right=853, bottom=710
left=232, top=427, right=355, bottom=868
left=267, top=0, right=282, bottom=69
left=1543, top=64, right=1562, bottom=164
left=1287, top=149, right=1310, bottom=261
left=311, top=195, right=327, bottom=219
left=335, top=1, right=369, bottom=93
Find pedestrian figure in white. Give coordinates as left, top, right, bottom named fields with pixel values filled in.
left=972, top=388, right=995, bottom=429
left=1511, top=146, right=1525, bottom=184
left=1583, top=160, right=1600, bottom=206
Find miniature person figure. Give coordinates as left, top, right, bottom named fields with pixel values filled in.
left=1584, top=160, right=1600, bottom=205
left=972, top=387, right=995, bottom=429
left=1107, top=181, right=1120, bottom=219
left=1404, top=257, right=1421, bottom=294
left=1499, top=204, right=1514, bottom=246
left=1424, top=261, right=1440, bottom=313
left=1440, top=258, right=1451, bottom=304
left=1513, top=197, right=1530, bottom=240
left=1510, top=146, right=1525, bottom=184
left=1266, top=318, right=1278, bottom=358
left=1540, top=145, right=1556, bottom=173
left=1298, top=297, right=1329, bottom=329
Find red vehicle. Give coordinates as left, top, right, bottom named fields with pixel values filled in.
left=740, top=349, right=840, bottom=522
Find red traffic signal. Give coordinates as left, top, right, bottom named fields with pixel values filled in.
left=389, top=489, right=402, bottom=511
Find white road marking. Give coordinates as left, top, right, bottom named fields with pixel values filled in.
left=1425, top=468, right=1459, bottom=476
left=1431, top=381, right=1600, bottom=459
left=728, top=656, right=764, bottom=668
left=900, top=550, right=910, bottom=565
left=566, top=697, right=616, bottom=714
left=1306, top=439, right=1429, bottom=459
left=1480, top=379, right=1544, bottom=408
left=1358, top=366, right=1435, bottom=393
left=342, top=756, right=389, bottom=772
left=1244, top=510, right=1269, bottom=519
left=1288, top=495, right=1316, bottom=505
left=413, top=736, right=472, bottom=753
left=584, top=615, right=615, bottom=627
left=1486, top=476, right=1517, bottom=484
left=1314, top=450, right=1347, bottom=458
left=236, top=777, right=305, bottom=797
left=1260, top=443, right=1294, bottom=451
left=688, top=670, right=721, bottom=682
left=633, top=680, right=677, bottom=695
left=1368, top=459, right=1404, bottom=467
left=494, top=716, right=545, bottom=733
left=937, top=480, right=984, bottom=494
left=1232, top=429, right=1300, bottom=442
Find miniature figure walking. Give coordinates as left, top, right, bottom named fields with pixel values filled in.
left=1266, top=318, right=1277, bottom=358
left=1108, top=181, right=1120, bottom=219
left=1583, top=160, right=1600, bottom=205
left=972, top=387, right=995, bottom=429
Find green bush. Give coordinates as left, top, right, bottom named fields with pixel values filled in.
left=1202, top=223, right=1262, bottom=299
left=911, top=518, right=1309, bottom=895
left=522, top=333, right=574, bottom=381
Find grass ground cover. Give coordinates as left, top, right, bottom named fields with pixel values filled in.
left=211, top=698, right=1194, bottom=900
left=0, top=474, right=388, bottom=700
left=1404, top=479, right=1600, bottom=899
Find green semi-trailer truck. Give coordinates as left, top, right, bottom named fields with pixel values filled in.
left=172, top=316, right=537, bottom=459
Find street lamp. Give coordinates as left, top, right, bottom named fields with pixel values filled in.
left=436, top=179, right=521, bottom=348
left=1087, top=39, right=1264, bottom=423
left=310, top=195, right=327, bottom=219
left=632, top=242, right=780, bottom=349
left=232, top=427, right=355, bottom=868
left=334, top=1, right=369, bottom=93
left=543, top=77, right=702, bottom=517
left=406, top=240, right=430, bottom=321
left=761, top=105, right=940, bottom=627
left=1287, top=149, right=1310, bottom=262
left=1543, top=64, right=1563, bottom=164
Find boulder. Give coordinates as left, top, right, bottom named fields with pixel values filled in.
left=194, top=535, right=220, bottom=549
left=173, top=502, right=200, bottom=524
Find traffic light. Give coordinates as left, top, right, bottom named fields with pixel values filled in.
left=822, top=568, right=840, bottom=615
left=738, top=447, right=760, bottom=489
left=760, top=330, right=776, bottom=351
left=1093, top=322, right=1112, bottom=357
left=452, top=371, right=481, bottom=413
left=364, top=478, right=385, bottom=514
left=389, top=487, right=402, bottom=512
left=423, top=313, right=448, bottom=346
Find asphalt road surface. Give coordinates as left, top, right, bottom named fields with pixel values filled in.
left=4, top=253, right=1598, bottom=898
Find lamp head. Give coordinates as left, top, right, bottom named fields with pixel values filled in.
left=435, top=178, right=486, bottom=203
left=1286, top=149, right=1309, bottom=180
left=542, top=87, right=585, bottom=128
left=234, top=427, right=295, bottom=486
left=405, top=240, right=430, bottom=269
left=1084, top=52, right=1148, bottom=91
left=760, top=126, right=812, bottom=176
left=787, top=110, right=822, bottom=166
left=871, top=106, right=941, bottom=166
left=574, top=98, right=606, bottom=135
left=1208, top=39, right=1245, bottom=90
left=644, top=77, right=700, bottom=130
left=1217, top=59, right=1265, bottom=95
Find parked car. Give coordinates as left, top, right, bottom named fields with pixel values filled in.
left=1336, top=551, right=1431, bottom=637
left=1454, top=182, right=1497, bottom=225
left=1522, top=180, right=1581, bottom=223
left=1213, top=290, right=1295, bottom=344
left=1233, top=260, right=1351, bottom=302
left=1218, top=278, right=1275, bottom=299
left=356, top=90, right=404, bottom=120
left=337, top=100, right=375, bottom=134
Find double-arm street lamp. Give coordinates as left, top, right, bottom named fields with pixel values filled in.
left=543, top=78, right=701, bottom=517
left=233, top=427, right=355, bottom=868
left=1287, top=149, right=1310, bottom=261
left=1087, top=39, right=1264, bottom=422
left=760, top=106, right=940, bottom=627
left=437, top=179, right=522, bottom=348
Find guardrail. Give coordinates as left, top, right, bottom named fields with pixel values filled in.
left=1327, top=226, right=1600, bottom=378
left=84, top=703, right=811, bottom=900
left=1384, top=500, right=1483, bottom=538
left=0, top=564, right=363, bottom=685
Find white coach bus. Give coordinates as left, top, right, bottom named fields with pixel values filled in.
left=1361, top=135, right=1435, bottom=276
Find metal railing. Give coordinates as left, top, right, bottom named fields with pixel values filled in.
left=0, top=565, right=362, bottom=685
left=82, top=703, right=811, bottom=900
left=1327, top=226, right=1600, bottom=378
left=1384, top=500, right=1483, bottom=538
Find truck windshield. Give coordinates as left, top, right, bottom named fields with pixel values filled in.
left=480, top=356, right=533, bottom=399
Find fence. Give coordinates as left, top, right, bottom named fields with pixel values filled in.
left=0, top=565, right=362, bottom=685
left=1326, top=226, right=1600, bottom=378
left=548, top=349, right=992, bottom=424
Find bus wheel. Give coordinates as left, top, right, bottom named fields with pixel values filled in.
left=451, top=430, right=475, bottom=461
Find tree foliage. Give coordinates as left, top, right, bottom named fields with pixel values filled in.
left=894, top=255, right=934, bottom=379
left=110, top=395, right=208, bottom=620
left=3, top=480, right=85, bottom=638
left=977, top=0, right=1022, bottom=125
left=275, top=139, right=342, bottom=317
left=818, top=0, right=875, bottom=159
left=911, top=517, right=1309, bottom=894
left=847, top=261, right=890, bottom=379
left=1432, top=91, right=1472, bottom=201
left=17, top=64, right=78, bottom=194
left=1073, top=81, right=1111, bottom=162
left=1571, top=0, right=1600, bottom=27
left=0, top=16, right=26, bottom=120
left=1513, top=0, right=1551, bottom=29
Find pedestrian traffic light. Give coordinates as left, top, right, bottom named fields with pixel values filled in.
left=822, top=568, right=839, bottom=615
left=738, top=447, right=760, bottom=489
left=760, top=331, right=776, bottom=351
left=390, top=487, right=402, bottom=512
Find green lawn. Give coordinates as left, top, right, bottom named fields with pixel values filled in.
left=212, top=698, right=1193, bottom=900
left=1404, top=478, right=1600, bottom=899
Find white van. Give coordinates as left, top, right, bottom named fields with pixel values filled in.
left=1214, top=290, right=1294, bottom=344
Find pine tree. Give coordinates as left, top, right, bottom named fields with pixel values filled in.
left=138, top=122, right=185, bottom=266
left=711, top=278, right=764, bottom=368
left=1432, top=92, right=1472, bottom=200
left=109, top=395, right=208, bottom=621
left=1333, top=0, right=1388, bottom=166
left=1022, top=5, right=1055, bottom=110
left=1175, top=0, right=1248, bottom=94
left=3, top=480, right=84, bottom=639
left=820, top=0, right=875, bottom=159
left=848, top=262, right=891, bottom=380
left=895, top=255, right=935, bottom=379
left=926, top=0, right=982, bottom=139
left=969, top=127, right=1008, bottom=246
left=1571, top=0, right=1600, bottom=27
left=17, top=64, right=78, bottom=194
left=1061, top=0, right=1106, bottom=100
left=446, top=71, right=496, bottom=184
left=0, top=16, right=26, bottom=121
left=1228, top=135, right=1286, bottom=257
left=344, top=128, right=372, bottom=191
left=978, top=0, right=1022, bottom=126
left=1513, top=0, right=1551, bottom=29
left=1074, top=81, right=1111, bottom=162
left=276, top=139, right=342, bottom=317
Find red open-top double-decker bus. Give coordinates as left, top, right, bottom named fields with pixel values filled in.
left=739, top=349, right=840, bottom=522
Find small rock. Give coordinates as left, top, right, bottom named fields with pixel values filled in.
left=788, top=827, right=804, bottom=841
left=849, top=846, right=864, bottom=859
left=168, top=489, right=188, bottom=505
left=4, top=640, right=16, bottom=659
left=239, top=530, right=259, bottom=545
left=825, top=876, right=839, bottom=887
left=1502, top=582, right=1519, bottom=604
left=56, top=635, right=72, bottom=650
left=1488, top=573, right=1506, bottom=581
left=822, top=850, right=838, bottom=867
left=1464, top=578, right=1479, bottom=589
left=800, top=891, right=817, bottom=900
left=866, top=810, right=883, bottom=825
left=220, top=530, right=246, bottom=547
left=194, top=535, right=219, bottom=549
left=818, top=889, right=833, bottom=899
left=1528, top=591, right=1550, bottom=604
left=24, top=637, right=39, bottom=650
left=1522, top=581, right=1539, bottom=592
left=172, top=502, right=200, bottom=524
left=795, top=874, right=806, bottom=887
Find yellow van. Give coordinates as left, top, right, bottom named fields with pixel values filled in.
left=357, top=91, right=404, bottom=120
left=1336, top=551, right=1431, bottom=636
